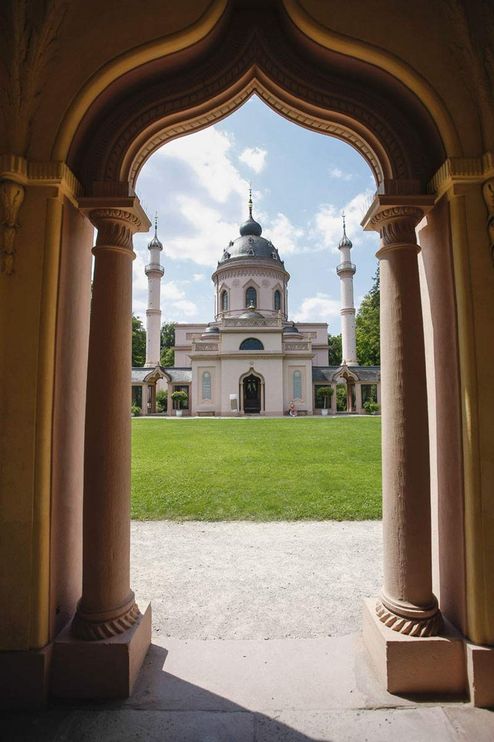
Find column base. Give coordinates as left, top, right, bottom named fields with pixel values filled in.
left=0, top=644, right=52, bottom=710
left=467, top=642, right=494, bottom=708
left=363, top=598, right=466, bottom=696
left=51, top=603, right=151, bottom=699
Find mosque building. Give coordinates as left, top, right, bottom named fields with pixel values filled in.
left=131, top=195, right=380, bottom=415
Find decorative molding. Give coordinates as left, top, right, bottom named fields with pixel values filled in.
left=428, top=156, right=486, bottom=196
left=214, top=267, right=288, bottom=281
left=192, top=343, right=219, bottom=352
left=369, top=206, right=424, bottom=245
left=73, top=13, right=437, bottom=190
left=72, top=601, right=141, bottom=641
left=376, top=600, right=442, bottom=638
left=0, top=179, right=25, bottom=275
left=283, top=342, right=311, bottom=351
left=0, top=156, right=81, bottom=199
left=429, top=153, right=494, bottom=264
left=223, top=317, right=282, bottom=328
left=0, top=0, right=67, bottom=154
left=27, top=161, right=82, bottom=198
left=482, top=178, right=494, bottom=264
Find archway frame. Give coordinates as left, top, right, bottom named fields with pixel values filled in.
left=52, top=0, right=469, bottom=690
left=3, top=0, right=493, bottom=708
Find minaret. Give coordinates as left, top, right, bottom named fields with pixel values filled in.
left=145, top=214, right=164, bottom=366
left=336, top=214, right=358, bottom=366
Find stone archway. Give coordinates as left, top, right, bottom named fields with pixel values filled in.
left=241, top=371, right=264, bottom=414
left=8, top=0, right=484, bottom=705
left=58, top=7, right=456, bottom=697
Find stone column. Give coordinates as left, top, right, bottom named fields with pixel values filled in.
left=376, top=383, right=381, bottom=406
left=72, top=202, right=149, bottom=640
left=331, top=383, right=337, bottom=414
left=366, top=201, right=441, bottom=636
left=355, top=382, right=362, bottom=414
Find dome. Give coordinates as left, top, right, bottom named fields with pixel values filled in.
left=283, top=323, right=300, bottom=334
left=148, top=215, right=163, bottom=250
left=204, top=325, right=220, bottom=334
left=338, top=216, right=352, bottom=249
left=239, top=216, right=262, bottom=237
left=238, top=309, right=265, bottom=322
left=219, top=192, right=283, bottom=264
left=148, top=234, right=163, bottom=250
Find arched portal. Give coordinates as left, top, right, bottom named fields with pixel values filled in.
left=241, top=371, right=264, bottom=414
left=31, top=0, right=476, bottom=706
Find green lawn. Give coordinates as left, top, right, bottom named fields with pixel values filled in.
left=131, top=417, right=382, bottom=521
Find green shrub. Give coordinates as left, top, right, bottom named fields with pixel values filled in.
left=363, top=401, right=380, bottom=415
left=316, top=385, right=333, bottom=409
left=171, top=390, right=188, bottom=410
left=131, top=404, right=141, bottom=417
left=336, top=385, right=347, bottom=412
left=156, top=390, right=168, bottom=412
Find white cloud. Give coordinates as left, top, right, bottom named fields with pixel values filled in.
left=293, top=293, right=341, bottom=323
left=165, top=196, right=239, bottom=266
left=329, top=167, right=353, bottom=181
left=264, top=212, right=306, bottom=255
left=192, top=273, right=206, bottom=282
left=154, top=128, right=249, bottom=204
left=313, top=190, right=375, bottom=253
left=239, top=146, right=267, bottom=173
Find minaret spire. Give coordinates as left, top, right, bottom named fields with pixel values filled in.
left=145, top=214, right=165, bottom=367
left=248, top=185, right=253, bottom=219
left=336, top=213, right=358, bottom=366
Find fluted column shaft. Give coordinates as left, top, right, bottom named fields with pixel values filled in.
left=73, top=204, right=148, bottom=640
left=369, top=204, right=441, bottom=636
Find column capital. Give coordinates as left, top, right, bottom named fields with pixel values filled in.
left=361, top=195, right=434, bottom=234
left=79, top=196, right=151, bottom=252
left=361, top=195, right=434, bottom=256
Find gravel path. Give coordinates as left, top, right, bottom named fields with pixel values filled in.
left=131, top=521, right=382, bottom=641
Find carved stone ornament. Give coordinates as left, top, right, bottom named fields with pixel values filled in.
left=482, top=178, right=494, bottom=264
left=90, top=208, right=142, bottom=251
left=0, top=179, right=25, bottom=275
left=72, top=600, right=141, bottom=641
left=376, top=600, right=442, bottom=637
left=0, top=1, right=67, bottom=154
left=369, top=206, right=423, bottom=246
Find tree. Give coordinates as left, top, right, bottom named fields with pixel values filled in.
left=160, top=322, right=175, bottom=367
left=132, top=315, right=146, bottom=367
left=328, top=333, right=342, bottom=365
left=356, top=266, right=380, bottom=366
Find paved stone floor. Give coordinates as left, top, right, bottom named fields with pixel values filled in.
left=3, top=522, right=494, bottom=740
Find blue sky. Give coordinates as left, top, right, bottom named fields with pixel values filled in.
left=132, top=95, right=380, bottom=335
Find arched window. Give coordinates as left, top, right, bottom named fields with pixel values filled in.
left=202, top=371, right=212, bottom=400
left=293, top=370, right=302, bottom=399
left=245, top=286, right=257, bottom=308
left=221, top=290, right=229, bottom=311
left=274, top=289, right=281, bottom=311
left=239, top=338, right=264, bottom=351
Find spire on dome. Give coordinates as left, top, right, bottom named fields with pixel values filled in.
left=338, top=212, right=352, bottom=249
left=239, top=187, right=262, bottom=237
left=148, top=211, right=163, bottom=250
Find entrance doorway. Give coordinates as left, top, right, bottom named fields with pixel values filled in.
left=243, top=373, right=262, bottom=414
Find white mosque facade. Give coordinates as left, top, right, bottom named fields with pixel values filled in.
left=131, top=200, right=380, bottom=416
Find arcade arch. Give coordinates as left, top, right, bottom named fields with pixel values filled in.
left=41, top=0, right=475, bottom=701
